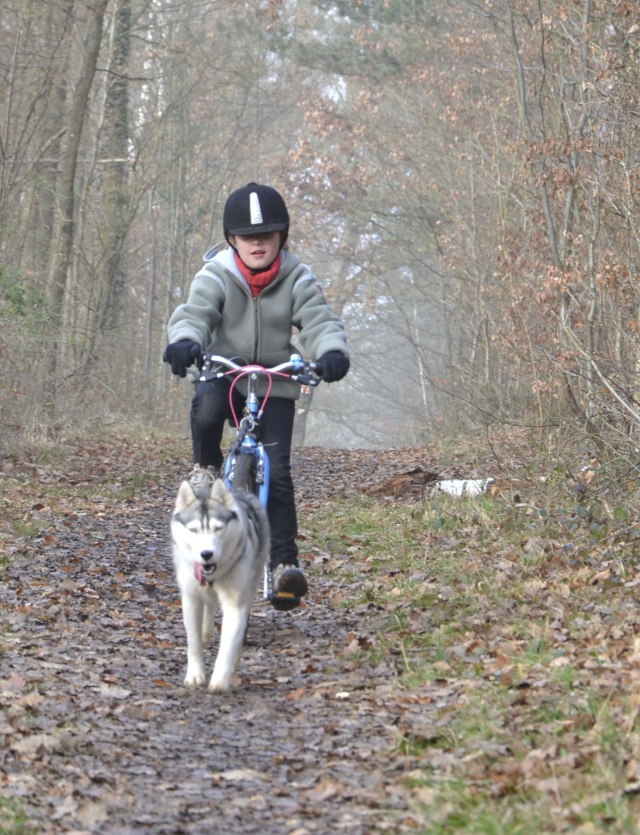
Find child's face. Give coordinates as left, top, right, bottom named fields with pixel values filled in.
left=230, top=231, right=281, bottom=270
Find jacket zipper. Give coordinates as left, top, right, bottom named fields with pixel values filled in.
left=252, top=295, right=260, bottom=363
left=227, top=260, right=284, bottom=364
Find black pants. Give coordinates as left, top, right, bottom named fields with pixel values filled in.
left=190, top=378, right=298, bottom=569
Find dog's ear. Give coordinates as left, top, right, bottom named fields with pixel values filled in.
left=175, top=480, right=196, bottom=512
left=210, top=478, right=236, bottom=510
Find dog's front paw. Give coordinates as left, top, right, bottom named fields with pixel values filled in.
left=207, top=674, right=231, bottom=693
left=184, top=667, right=206, bottom=687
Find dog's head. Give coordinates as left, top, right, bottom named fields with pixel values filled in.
left=171, top=479, right=239, bottom=585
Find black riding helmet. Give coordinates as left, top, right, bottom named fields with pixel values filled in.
left=223, top=182, right=289, bottom=248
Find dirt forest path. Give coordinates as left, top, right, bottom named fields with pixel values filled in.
left=0, top=437, right=458, bottom=835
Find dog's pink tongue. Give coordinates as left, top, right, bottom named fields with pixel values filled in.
left=194, top=563, right=206, bottom=586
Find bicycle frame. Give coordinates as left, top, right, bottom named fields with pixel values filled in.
left=222, top=370, right=270, bottom=508
left=198, top=354, right=321, bottom=605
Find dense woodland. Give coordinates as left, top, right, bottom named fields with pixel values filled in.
left=1, top=0, right=640, bottom=454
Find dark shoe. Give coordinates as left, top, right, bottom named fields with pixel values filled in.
left=270, top=563, right=308, bottom=610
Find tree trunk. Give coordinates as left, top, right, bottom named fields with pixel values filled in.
left=46, top=0, right=109, bottom=407
left=100, top=0, right=132, bottom=334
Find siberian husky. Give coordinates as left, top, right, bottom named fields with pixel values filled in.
left=171, top=479, right=269, bottom=692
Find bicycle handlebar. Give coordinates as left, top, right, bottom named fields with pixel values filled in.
left=199, top=353, right=323, bottom=387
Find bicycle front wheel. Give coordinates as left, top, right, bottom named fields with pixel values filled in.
left=231, top=452, right=258, bottom=495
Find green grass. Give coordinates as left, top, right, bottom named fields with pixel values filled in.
left=0, top=798, right=35, bottom=834
left=301, top=479, right=640, bottom=833
left=9, top=519, right=50, bottom=538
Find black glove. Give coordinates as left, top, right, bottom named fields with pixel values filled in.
left=317, top=351, right=350, bottom=383
left=163, top=339, right=202, bottom=378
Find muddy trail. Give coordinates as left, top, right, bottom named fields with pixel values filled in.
left=0, top=438, right=478, bottom=834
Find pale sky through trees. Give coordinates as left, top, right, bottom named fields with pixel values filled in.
left=1, top=1, right=640, bottom=453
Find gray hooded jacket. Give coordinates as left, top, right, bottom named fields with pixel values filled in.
left=167, top=246, right=349, bottom=399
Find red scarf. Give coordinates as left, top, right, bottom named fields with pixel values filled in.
left=234, top=252, right=282, bottom=297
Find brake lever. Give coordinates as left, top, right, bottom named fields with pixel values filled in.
left=292, top=370, right=322, bottom=387
left=199, top=354, right=222, bottom=382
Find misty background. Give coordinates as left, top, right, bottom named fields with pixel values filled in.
left=2, top=1, right=639, bottom=456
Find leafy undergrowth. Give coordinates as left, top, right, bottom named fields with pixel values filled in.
left=2, top=432, right=640, bottom=833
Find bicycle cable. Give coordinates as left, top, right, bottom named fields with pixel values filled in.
left=225, top=365, right=292, bottom=427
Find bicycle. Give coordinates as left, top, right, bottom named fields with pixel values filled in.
left=197, top=353, right=323, bottom=611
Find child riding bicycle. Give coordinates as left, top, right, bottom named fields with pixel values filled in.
left=163, top=182, right=350, bottom=606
